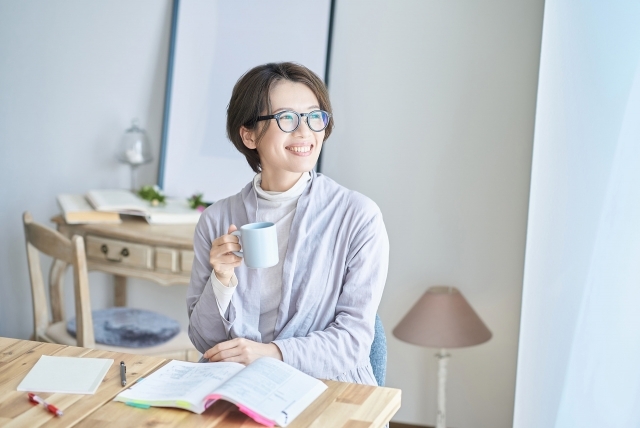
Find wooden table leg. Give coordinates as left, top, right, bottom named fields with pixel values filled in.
left=114, top=275, right=127, bottom=307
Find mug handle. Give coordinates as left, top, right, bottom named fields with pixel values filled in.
left=230, top=230, right=243, bottom=258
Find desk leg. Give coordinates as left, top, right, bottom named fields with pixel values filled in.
left=114, top=275, right=127, bottom=307
left=49, top=259, right=68, bottom=323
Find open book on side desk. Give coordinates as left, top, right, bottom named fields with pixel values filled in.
left=86, top=189, right=201, bottom=225
left=114, top=358, right=327, bottom=427
left=57, top=194, right=122, bottom=224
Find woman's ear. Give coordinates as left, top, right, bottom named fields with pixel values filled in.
left=239, top=126, right=257, bottom=150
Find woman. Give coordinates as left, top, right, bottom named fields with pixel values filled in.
left=186, top=62, right=388, bottom=385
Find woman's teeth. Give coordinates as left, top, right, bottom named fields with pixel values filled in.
left=287, top=146, right=311, bottom=153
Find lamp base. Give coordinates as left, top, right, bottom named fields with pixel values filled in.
left=436, top=349, right=450, bottom=428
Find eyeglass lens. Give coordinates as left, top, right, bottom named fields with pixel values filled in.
left=277, top=110, right=329, bottom=132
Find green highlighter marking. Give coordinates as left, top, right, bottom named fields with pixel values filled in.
left=125, top=401, right=151, bottom=409
left=176, top=400, right=192, bottom=410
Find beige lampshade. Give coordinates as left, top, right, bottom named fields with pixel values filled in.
left=393, top=286, right=492, bottom=348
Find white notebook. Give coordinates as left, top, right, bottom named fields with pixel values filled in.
left=17, top=355, right=113, bottom=394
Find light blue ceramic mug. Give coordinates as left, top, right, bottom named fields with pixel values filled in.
left=231, top=222, right=278, bottom=269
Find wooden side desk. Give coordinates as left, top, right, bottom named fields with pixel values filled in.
left=51, top=216, right=196, bottom=316
left=0, top=337, right=402, bottom=427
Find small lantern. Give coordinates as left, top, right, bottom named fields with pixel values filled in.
left=116, top=119, right=153, bottom=191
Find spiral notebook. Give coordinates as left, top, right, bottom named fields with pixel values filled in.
left=17, top=355, right=113, bottom=394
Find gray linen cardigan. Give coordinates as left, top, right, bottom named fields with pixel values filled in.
left=186, top=171, right=389, bottom=385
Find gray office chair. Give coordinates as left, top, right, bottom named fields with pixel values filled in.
left=369, top=313, right=387, bottom=386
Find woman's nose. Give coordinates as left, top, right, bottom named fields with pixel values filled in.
left=293, top=118, right=313, bottom=136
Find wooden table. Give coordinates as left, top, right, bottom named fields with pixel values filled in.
left=0, top=338, right=401, bottom=427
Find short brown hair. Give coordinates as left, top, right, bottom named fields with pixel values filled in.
left=226, top=62, right=334, bottom=173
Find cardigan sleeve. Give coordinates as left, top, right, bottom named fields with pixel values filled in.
left=272, top=210, right=389, bottom=380
left=186, top=214, right=235, bottom=353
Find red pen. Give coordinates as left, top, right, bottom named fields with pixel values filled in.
left=28, top=393, right=63, bottom=417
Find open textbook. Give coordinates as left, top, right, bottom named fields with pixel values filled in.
left=114, top=358, right=327, bottom=427
left=86, top=189, right=201, bottom=225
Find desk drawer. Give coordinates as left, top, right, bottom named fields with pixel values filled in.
left=156, top=247, right=178, bottom=272
left=180, top=250, right=194, bottom=273
left=86, top=236, right=153, bottom=270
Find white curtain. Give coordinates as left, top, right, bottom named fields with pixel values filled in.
left=514, top=1, right=640, bottom=427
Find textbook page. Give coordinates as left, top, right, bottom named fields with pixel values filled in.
left=115, top=360, right=244, bottom=413
left=210, top=357, right=328, bottom=426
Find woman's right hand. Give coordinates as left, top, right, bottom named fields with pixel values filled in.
left=209, top=225, right=242, bottom=286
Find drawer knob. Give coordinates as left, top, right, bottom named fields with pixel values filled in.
left=99, top=243, right=126, bottom=263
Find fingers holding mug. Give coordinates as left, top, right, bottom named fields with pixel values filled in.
left=209, top=224, right=242, bottom=284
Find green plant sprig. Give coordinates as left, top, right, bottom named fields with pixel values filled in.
left=188, top=193, right=211, bottom=211
left=138, top=185, right=166, bottom=206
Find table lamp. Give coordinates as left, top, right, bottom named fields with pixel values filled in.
left=393, top=286, right=492, bottom=428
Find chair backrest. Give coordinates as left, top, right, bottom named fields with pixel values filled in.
left=22, top=212, right=95, bottom=347
left=369, top=313, right=387, bottom=387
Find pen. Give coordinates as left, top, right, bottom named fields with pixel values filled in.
left=120, top=361, right=127, bottom=386
left=28, top=393, right=63, bottom=417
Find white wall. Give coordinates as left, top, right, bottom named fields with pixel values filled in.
left=0, top=1, right=186, bottom=339
left=514, top=1, right=640, bottom=427
left=325, top=1, right=543, bottom=426
left=0, top=1, right=543, bottom=427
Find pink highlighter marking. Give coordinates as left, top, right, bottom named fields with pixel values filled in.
left=204, top=393, right=220, bottom=409
left=204, top=394, right=275, bottom=426
left=237, top=405, right=276, bottom=427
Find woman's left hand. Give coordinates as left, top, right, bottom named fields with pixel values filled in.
left=203, top=338, right=283, bottom=365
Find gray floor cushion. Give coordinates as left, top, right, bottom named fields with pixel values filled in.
left=67, top=307, right=180, bottom=348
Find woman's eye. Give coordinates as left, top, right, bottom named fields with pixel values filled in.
left=280, top=114, right=295, bottom=122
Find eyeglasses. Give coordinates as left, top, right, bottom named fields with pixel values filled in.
left=256, top=110, right=331, bottom=133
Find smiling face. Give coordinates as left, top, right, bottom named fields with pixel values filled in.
left=240, top=80, right=325, bottom=191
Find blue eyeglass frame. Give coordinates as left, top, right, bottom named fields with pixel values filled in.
left=255, top=109, right=332, bottom=133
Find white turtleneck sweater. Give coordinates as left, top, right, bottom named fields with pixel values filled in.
left=210, top=172, right=311, bottom=343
